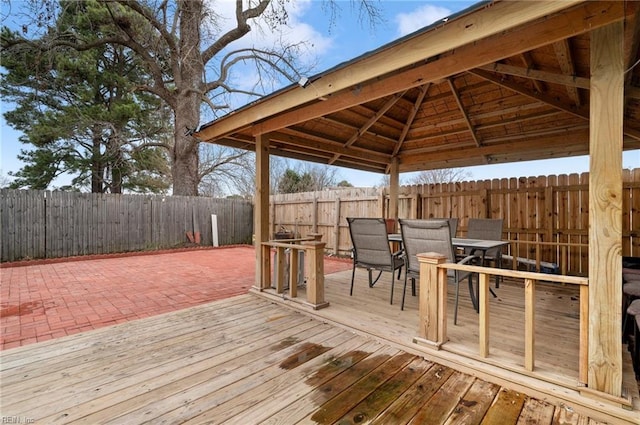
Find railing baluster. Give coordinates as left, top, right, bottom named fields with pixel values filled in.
left=414, top=256, right=588, bottom=388
left=479, top=272, right=490, bottom=358
left=579, top=285, right=589, bottom=385
left=289, top=248, right=298, bottom=298
left=524, top=278, right=536, bottom=371
left=261, top=245, right=272, bottom=290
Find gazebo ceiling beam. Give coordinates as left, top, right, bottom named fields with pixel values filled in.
left=318, top=116, right=398, bottom=145
left=476, top=62, right=590, bottom=89
left=470, top=68, right=640, bottom=141
left=271, top=130, right=391, bottom=165
left=448, top=78, right=482, bottom=148
left=267, top=147, right=387, bottom=173
left=329, top=90, right=407, bottom=164
left=468, top=69, right=589, bottom=120
left=399, top=129, right=591, bottom=170
left=403, top=109, right=567, bottom=145
left=402, top=126, right=589, bottom=158
left=198, top=1, right=624, bottom=142
left=519, top=52, right=545, bottom=93
left=552, top=39, right=582, bottom=106
left=392, top=83, right=430, bottom=158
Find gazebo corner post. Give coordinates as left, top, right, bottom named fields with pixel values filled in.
left=587, top=21, right=624, bottom=400
left=302, top=240, right=329, bottom=310
left=254, top=133, right=271, bottom=291
left=413, top=252, right=448, bottom=349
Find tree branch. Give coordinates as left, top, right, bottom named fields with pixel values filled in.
left=111, top=0, right=178, bottom=53
left=201, top=0, right=271, bottom=64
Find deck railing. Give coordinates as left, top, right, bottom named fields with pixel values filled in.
left=260, top=234, right=329, bottom=310
left=414, top=253, right=589, bottom=384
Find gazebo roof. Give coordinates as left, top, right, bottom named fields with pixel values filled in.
left=195, top=0, right=640, bottom=175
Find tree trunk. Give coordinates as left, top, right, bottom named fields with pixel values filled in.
left=91, top=128, right=104, bottom=193
left=171, top=0, right=204, bottom=196
left=171, top=118, right=199, bottom=196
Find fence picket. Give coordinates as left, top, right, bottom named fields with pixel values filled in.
left=269, top=169, right=639, bottom=275
left=0, top=191, right=253, bottom=262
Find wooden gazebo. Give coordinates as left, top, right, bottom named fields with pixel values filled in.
left=195, top=0, right=640, bottom=416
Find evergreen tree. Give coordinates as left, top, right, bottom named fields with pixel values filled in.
left=1, top=3, right=171, bottom=193
left=2, top=0, right=382, bottom=195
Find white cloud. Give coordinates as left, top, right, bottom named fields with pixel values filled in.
left=395, top=4, right=452, bottom=37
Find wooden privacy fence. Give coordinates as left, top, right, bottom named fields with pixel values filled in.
left=270, top=169, right=640, bottom=276
left=0, top=189, right=254, bottom=262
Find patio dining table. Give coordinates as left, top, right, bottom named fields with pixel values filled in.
left=388, top=233, right=509, bottom=264
left=388, top=233, right=509, bottom=302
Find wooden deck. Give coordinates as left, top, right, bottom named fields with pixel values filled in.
left=0, top=292, right=623, bottom=425
left=255, top=268, right=640, bottom=424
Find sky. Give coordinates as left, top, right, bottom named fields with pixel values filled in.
left=1, top=0, right=638, bottom=189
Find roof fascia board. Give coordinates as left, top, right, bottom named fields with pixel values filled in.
left=249, top=1, right=624, bottom=138
left=195, top=0, right=584, bottom=142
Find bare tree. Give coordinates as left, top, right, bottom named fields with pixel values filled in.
left=377, top=174, right=406, bottom=188
left=3, top=0, right=382, bottom=196
left=197, top=144, right=254, bottom=198
left=408, top=168, right=472, bottom=185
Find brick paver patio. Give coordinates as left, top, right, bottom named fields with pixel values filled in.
left=0, top=246, right=352, bottom=350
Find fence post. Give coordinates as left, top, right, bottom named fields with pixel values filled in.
left=414, top=252, right=448, bottom=349
left=302, top=240, right=329, bottom=310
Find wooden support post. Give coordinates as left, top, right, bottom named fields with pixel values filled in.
left=389, top=158, right=400, bottom=230
left=255, top=133, right=270, bottom=290
left=524, top=278, right=536, bottom=371
left=479, top=272, right=490, bottom=358
left=587, top=22, right=623, bottom=397
left=303, top=241, right=329, bottom=310
left=414, top=253, right=447, bottom=348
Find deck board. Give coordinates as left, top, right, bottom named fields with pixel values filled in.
left=0, top=293, right=635, bottom=424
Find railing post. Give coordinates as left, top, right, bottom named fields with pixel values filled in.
left=302, top=241, right=329, bottom=310
left=579, top=284, right=589, bottom=385
left=524, top=278, right=536, bottom=371
left=275, top=246, right=286, bottom=293
left=414, top=252, right=448, bottom=349
left=260, top=244, right=272, bottom=290
left=479, top=272, right=490, bottom=358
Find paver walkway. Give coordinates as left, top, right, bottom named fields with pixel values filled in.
left=0, top=246, right=352, bottom=350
